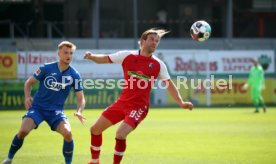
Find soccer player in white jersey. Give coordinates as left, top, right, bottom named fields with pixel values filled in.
left=84, top=28, right=193, bottom=164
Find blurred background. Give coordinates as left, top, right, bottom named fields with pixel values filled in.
left=0, top=0, right=275, bottom=109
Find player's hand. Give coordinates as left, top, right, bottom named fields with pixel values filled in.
left=83, top=51, right=92, bottom=60
left=74, top=112, right=86, bottom=124
left=242, top=83, right=249, bottom=90
left=179, top=101, right=193, bottom=111
left=24, top=97, right=33, bottom=110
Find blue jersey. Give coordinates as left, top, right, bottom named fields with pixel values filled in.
left=32, top=61, right=83, bottom=110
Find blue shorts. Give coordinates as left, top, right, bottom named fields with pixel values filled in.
left=23, top=107, right=69, bottom=131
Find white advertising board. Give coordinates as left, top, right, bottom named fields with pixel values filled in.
left=155, top=50, right=274, bottom=75
left=17, top=50, right=124, bottom=79
left=17, top=50, right=275, bottom=79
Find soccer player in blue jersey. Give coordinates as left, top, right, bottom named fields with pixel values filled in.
left=2, top=41, right=86, bottom=164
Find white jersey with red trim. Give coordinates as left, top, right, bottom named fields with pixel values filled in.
left=108, top=50, right=170, bottom=106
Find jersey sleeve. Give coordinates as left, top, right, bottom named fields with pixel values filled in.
left=158, top=61, right=171, bottom=80
left=72, top=71, right=83, bottom=92
left=108, top=50, right=131, bottom=64
left=33, top=65, right=46, bottom=81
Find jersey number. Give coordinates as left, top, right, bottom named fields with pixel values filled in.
left=129, top=109, right=144, bottom=121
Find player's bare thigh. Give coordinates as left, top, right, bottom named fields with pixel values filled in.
left=116, top=122, right=134, bottom=140
left=17, top=117, right=36, bottom=139
left=56, top=121, right=72, bottom=142
left=91, top=115, right=113, bottom=135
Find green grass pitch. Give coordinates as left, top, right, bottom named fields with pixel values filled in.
left=1, top=107, right=276, bottom=164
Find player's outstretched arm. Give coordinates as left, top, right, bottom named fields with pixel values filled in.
left=24, top=76, right=37, bottom=110
left=74, top=90, right=86, bottom=124
left=164, top=79, right=193, bottom=110
left=83, top=51, right=110, bottom=64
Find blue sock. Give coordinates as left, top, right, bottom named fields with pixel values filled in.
left=8, top=134, right=24, bottom=159
left=63, top=140, right=74, bottom=164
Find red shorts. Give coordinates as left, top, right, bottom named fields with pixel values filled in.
left=102, top=101, right=149, bottom=129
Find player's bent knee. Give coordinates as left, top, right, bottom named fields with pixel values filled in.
left=18, top=129, right=31, bottom=139
left=90, top=125, right=102, bottom=135
left=116, top=131, right=127, bottom=140
left=62, top=130, right=72, bottom=141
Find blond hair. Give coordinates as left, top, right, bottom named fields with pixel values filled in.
left=140, top=28, right=169, bottom=39
left=139, top=28, right=169, bottom=47
left=58, top=41, right=76, bottom=51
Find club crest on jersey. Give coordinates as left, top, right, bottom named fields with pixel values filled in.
left=149, top=63, right=153, bottom=68
left=35, top=68, right=41, bottom=76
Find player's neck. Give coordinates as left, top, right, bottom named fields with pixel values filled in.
left=139, top=49, right=152, bottom=57
left=58, top=61, right=70, bottom=72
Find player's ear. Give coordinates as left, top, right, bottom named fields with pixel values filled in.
left=57, top=49, right=61, bottom=57
left=140, top=38, right=145, bottom=47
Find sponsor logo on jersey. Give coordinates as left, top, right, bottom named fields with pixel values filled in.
left=128, top=71, right=150, bottom=80
left=44, top=76, right=72, bottom=91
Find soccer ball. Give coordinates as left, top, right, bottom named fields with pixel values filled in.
left=190, top=20, right=211, bottom=42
